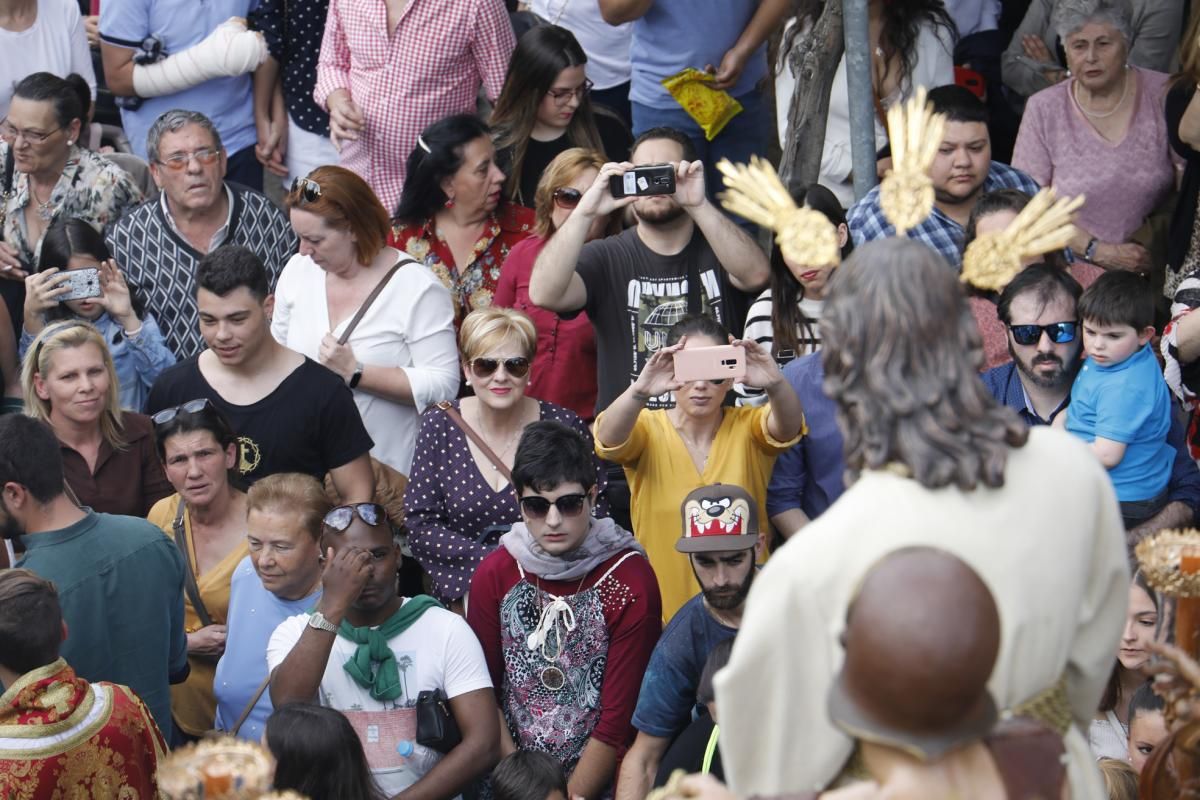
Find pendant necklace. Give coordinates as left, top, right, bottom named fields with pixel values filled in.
left=30, top=182, right=54, bottom=221
left=528, top=574, right=587, bottom=691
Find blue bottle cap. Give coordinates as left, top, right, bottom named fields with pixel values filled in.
left=396, top=740, right=415, bottom=757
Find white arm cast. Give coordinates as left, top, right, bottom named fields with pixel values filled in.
left=132, top=18, right=266, bottom=98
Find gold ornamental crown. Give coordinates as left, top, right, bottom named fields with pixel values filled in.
left=960, top=188, right=1084, bottom=292
left=879, top=86, right=946, bottom=237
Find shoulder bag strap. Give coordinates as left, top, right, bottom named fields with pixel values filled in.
left=173, top=498, right=215, bottom=628
left=337, top=257, right=415, bottom=346
left=434, top=400, right=514, bottom=483
left=230, top=671, right=273, bottom=736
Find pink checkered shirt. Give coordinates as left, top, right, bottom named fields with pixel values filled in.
left=315, top=0, right=516, bottom=214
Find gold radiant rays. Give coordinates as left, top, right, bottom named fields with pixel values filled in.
left=878, top=86, right=945, bottom=238
left=960, top=188, right=1084, bottom=292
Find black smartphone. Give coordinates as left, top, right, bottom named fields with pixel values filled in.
left=609, top=164, right=677, bottom=198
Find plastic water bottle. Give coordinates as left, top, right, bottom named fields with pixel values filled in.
left=396, top=740, right=442, bottom=777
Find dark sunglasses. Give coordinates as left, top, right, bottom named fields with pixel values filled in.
left=323, top=503, right=388, bottom=532
left=290, top=176, right=322, bottom=203
left=1008, top=321, right=1078, bottom=346
left=552, top=187, right=583, bottom=210
left=152, top=398, right=214, bottom=426
left=470, top=357, right=530, bottom=379
left=519, top=493, right=589, bottom=519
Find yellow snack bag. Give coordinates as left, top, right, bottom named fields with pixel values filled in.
left=661, top=67, right=743, bottom=141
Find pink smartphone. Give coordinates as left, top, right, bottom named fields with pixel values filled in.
left=673, top=345, right=745, bottom=383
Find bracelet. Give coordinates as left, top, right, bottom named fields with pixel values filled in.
left=123, top=323, right=143, bottom=338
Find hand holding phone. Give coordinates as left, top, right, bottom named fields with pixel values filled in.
left=673, top=344, right=746, bottom=384
left=56, top=267, right=102, bottom=302
left=610, top=163, right=677, bottom=198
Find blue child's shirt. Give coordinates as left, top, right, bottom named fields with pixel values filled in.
left=1066, top=343, right=1173, bottom=502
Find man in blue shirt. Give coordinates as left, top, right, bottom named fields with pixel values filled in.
left=616, top=484, right=760, bottom=800
left=0, top=414, right=189, bottom=739
left=848, top=85, right=1039, bottom=270
left=981, top=265, right=1199, bottom=543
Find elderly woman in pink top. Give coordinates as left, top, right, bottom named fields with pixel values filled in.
left=1012, top=0, right=1181, bottom=276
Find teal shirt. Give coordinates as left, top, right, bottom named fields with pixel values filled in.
left=17, top=511, right=189, bottom=736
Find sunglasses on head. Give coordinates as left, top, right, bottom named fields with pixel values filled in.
left=1007, top=321, right=1078, bottom=346
left=519, top=493, right=589, bottom=519
left=290, top=176, right=322, bottom=203
left=470, top=357, right=531, bottom=379
left=151, top=398, right=214, bottom=426
left=552, top=187, right=583, bottom=210
left=323, top=503, right=388, bottom=532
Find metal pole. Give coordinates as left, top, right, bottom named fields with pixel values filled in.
left=843, top=0, right=877, bottom=200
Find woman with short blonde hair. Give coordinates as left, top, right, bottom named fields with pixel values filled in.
left=405, top=307, right=607, bottom=606
left=22, top=319, right=171, bottom=515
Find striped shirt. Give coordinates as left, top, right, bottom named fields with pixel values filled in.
left=736, top=287, right=823, bottom=405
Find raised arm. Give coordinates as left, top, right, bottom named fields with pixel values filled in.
left=674, top=161, right=769, bottom=292
left=594, top=341, right=684, bottom=449
left=529, top=163, right=635, bottom=311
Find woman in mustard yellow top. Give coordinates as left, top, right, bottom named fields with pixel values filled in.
left=147, top=399, right=249, bottom=741
left=595, top=315, right=806, bottom=621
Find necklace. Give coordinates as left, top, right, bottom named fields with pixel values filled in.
left=474, top=408, right=523, bottom=471
left=29, top=181, right=55, bottom=221
left=670, top=410, right=719, bottom=469
left=528, top=574, right=589, bottom=691
left=1073, top=70, right=1130, bottom=120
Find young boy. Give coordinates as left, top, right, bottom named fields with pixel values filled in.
left=1065, top=271, right=1174, bottom=529
left=491, top=751, right=568, bottom=800
left=1127, top=681, right=1168, bottom=773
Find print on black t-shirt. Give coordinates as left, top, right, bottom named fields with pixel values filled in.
left=630, top=271, right=725, bottom=409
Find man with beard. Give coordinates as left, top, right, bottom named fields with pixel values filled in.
left=0, top=414, right=188, bottom=739
left=268, top=502, right=498, bottom=798
left=981, top=264, right=1200, bottom=543
left=529, top=127, right=770, bottom=415
left=615, top=484, right=760, bottom=800
left=847, top=85, right=1039, bottom=270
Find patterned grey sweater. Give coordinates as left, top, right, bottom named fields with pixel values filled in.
left=106, top=182, right=297, bottom=358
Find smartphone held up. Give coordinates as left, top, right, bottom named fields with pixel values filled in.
left=673, top=345, right=745, bottom=384
left=610, top=163, right=676, bottom=198
left=57, top=267, right=102, bottom=302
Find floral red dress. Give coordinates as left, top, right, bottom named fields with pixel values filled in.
left=389, top=203, right=535, bottom=327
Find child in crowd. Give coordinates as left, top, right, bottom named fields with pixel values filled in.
left=491, top=751, right=569, bottom=800
left=1098, top=758, right=1138, bottom=800
left=1064, top=271, right=1173, bottom=529
left=1127, top=682, right=1168, bottom=773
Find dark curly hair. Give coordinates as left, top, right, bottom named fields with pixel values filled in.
left=783, top=0, right=957, bottom=95
left=820, top=239, right=1028, bottom=490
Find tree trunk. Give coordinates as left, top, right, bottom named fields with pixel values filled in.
left=779, top=1, right=844, bottom=195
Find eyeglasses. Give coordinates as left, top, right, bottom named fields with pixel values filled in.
left=546, top=79, right=593, bottom=107
left=470, top=357, right=531, bottom=379
left=156, top=147, right=221, bottom=170
left=1007, top=321, right=1078, bottom=346
left=324, top=503, right=388, bottom=532
left=290, top=176, right=322, bottom=203
left=152, top=398, right=214, bottom=426
left=519, top=493, right=589, bottom=519
left=0, top=121, right=62, bottom=145
left=552, top=187, right=583, bottom=209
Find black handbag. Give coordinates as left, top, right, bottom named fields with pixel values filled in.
left=415, top=689, right=462, bottom=754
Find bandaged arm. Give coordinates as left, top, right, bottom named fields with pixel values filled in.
left=106, top=18, right=266, bottom=98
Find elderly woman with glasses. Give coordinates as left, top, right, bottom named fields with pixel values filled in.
left=489, top=25, right=631, bottom=211
left=493, top=148, right=617, bottom=421
left=146, top=398, right=247, bottom=742
left=406, top=306, right=606, bottom=609
left=1012, top=0, right=1181, bottom=275
left=21, top=319, right=171, bottom=516
left=0, top=72, right=142, bottom=328
left=274, top=165, right=459, bottom=475
left=389, top=114, right=535, bottom=329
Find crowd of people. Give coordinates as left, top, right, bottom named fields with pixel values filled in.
left=1, top=0, right=1199, bottom=797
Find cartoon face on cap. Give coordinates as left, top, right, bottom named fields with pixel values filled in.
left=677, top=484, right=760, bottom=553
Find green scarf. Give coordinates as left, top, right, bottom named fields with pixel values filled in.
left=336, top=595, right=443, bottom=701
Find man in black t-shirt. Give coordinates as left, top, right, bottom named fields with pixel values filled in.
left=528, top=126, right=769, bottom=414
left=147, top=245, right=375, bottom=501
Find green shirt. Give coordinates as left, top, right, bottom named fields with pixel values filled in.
left=18, top=511, right=188, bottom=736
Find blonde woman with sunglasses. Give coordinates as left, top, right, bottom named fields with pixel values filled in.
left=493, top=148, right=617, bottom=422
left=21, top=319, right=171, bottom=516
left=405, top=306, right=607, bottom=609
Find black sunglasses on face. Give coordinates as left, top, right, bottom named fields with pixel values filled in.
left=290, top=176, right=322, bottom=203
left=519, top=493, right=589, bottom=519
left=1008, top=321, right=1078, bottom=346
left=152, top=398, right=214, bottom=426
left=553, top=187, right=583, bottom=209
left=323, top=502, right=388, bottom=532
left=471, top=357, right=531, bottom=379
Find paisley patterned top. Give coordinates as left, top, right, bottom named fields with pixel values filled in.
left=0, top=658, right=166, bottom=800
left=0, top=143, right=144, bottom=266
left=389, top=203, right=534, bottom=328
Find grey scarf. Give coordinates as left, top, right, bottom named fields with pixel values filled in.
left=500, top=516, right=645, bottom=581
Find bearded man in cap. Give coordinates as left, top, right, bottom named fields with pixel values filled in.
left=715, top=239, right=1128, bottom=798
